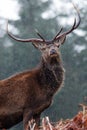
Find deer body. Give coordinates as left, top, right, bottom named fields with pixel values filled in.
left=0, top=5, right=80, bottom=129
left=0, top=54, right=64, bottom=129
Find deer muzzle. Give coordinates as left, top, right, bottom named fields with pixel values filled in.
left=50, top=49, right=57, bottom=56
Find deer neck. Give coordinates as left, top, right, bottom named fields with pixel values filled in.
left=38, top=56, right=64, bottom=92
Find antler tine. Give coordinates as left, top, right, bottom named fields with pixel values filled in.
left=61, top=18, right=76, bottom=36
left=72, top=2, right=81, bottom=29
left=53, top=27, right=63, bottom=41
left=56, top=3, right=81, bottom=39
left=7, top=21, right=45, bottom=43
left=65, top=3, right=81, bottom=32
left=35, top=29, right=45, bottom=41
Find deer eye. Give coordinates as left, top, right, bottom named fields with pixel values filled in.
left=57, top=45, right=60, bottom=48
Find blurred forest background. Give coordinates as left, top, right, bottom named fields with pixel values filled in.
left=0, top=0, right=87, bottom=130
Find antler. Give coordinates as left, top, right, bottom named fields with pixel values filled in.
left=7, top=4, right=81, bottom=44
left=53, top=27, right=63, bottom=41
left=53, top=3, right=81, bottom=40
left=6, top=21, right=45, bottom=43
left=35, top=29, right=45, bottom=41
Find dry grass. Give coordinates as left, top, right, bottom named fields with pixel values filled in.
left=28, top=104, right=87, bottom=130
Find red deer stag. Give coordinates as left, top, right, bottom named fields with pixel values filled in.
left=0, top=5, right=81, bottom=130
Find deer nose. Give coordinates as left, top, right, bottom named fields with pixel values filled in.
left=50, top=49, right=56, bottom=55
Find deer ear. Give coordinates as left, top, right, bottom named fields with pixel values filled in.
left=54, top=35, right=66, bottom=47
left=59, top=35, right=66, bottom=44
left=32, top=42, right=40, bottom=49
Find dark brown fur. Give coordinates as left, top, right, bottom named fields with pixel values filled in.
left=0, top=41, right=64, bottom=130
left=4, top=7, right=81, bottom=129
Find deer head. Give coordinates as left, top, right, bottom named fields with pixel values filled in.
left=7, top=4, right=81, bottom=63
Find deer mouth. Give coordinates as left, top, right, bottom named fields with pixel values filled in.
left=50, top=53, right=58, bottom=58
left=50, top=49, right=58, bottom=57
